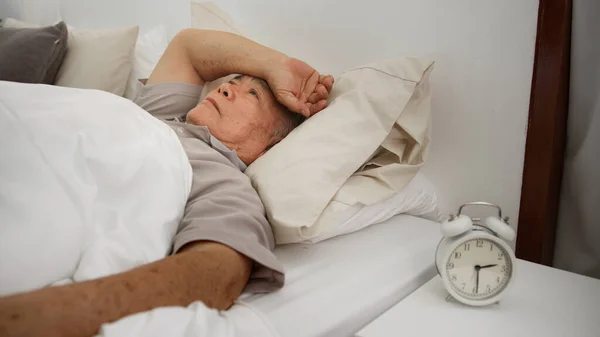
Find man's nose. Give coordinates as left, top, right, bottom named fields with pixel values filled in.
left=217, top=83, right=235, bottom=100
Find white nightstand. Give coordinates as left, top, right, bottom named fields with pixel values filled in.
left=356, top=259, right=600, bottom=337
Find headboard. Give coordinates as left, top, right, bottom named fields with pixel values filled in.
left=516, top=0, right=572, bottom=266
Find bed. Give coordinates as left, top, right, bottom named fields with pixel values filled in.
left=240, top=214, right=441, bottom=337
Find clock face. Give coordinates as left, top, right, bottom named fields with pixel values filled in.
left=445, top=237, right=512, bottom=301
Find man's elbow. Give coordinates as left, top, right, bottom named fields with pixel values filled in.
left=172, top=28, right=218, bottom=47
left=178, top=241, right=253, bottom=310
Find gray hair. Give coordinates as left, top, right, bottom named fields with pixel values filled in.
left=274, top=107, right=306, bottom=139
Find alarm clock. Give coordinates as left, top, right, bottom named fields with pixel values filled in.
left=435, top=202, right=517, bottom=306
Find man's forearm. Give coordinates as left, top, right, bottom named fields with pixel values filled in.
left=176, top=29, right=286, bottom=82
left=0, top=242, right=252, bottom=337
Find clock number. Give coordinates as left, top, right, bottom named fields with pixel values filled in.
left=454, top=252, right=462, bottom=259
left=490, top=243, right=494, bottom=251
left=496, top=276, right=501, bottom=284
left=501, top=265, right=507, bottom=273
left=451, top=275, right=457, bottom=281
left=476, top=240, right=484, bottom=248
left=486, top=285, right=492, bottom=293
left=472, top=287, right=478, bottom=294
left=461, top=283, right=466, bottom=290
left=464, top=243, right=471, bottom=251
left=447, top=262, right=455, bottom=269
left=498, top=252, right=504, bottom=260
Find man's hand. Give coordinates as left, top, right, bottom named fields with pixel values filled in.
left=267, top=57, right=334, bottom=117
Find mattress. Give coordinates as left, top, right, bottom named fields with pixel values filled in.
left=238, top=214, right=442, bottom=337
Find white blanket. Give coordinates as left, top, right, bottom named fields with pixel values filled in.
left=97, top=302, right=278, bottom=337
left=0, top=82, right=192, bottom=295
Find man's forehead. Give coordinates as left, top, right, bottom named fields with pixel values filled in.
left=233, top=75, right=271, bottom=94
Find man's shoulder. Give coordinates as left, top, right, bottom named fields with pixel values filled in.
left=133, top=81, right=204, bottom=121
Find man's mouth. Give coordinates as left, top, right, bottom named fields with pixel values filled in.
left=206, top=97, right=220, bottom=114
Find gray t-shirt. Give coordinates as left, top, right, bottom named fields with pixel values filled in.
left=133, top=81, right=284, bottom=293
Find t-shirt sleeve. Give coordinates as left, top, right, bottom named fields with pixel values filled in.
left=132, top=80, right=203, bottom=120
left=173, top=138, right=285, bottom=293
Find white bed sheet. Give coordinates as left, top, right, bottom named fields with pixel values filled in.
left=239, top=214, right=442, bottom=337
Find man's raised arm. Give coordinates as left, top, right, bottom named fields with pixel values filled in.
left=0, top=242, right=252, bottom=337
left=148, top=29, right=332, bottom=117
left=148, top=29, right=286, bottom=86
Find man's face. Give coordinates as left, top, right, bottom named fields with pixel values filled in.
left=186, top=75, right=285, bottom=164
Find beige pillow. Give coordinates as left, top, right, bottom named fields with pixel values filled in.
left=3, top=18, right=138, bottom=96
left=245, top=58, right=434, bottom=244
left=56, top=26, right=139, bottom=95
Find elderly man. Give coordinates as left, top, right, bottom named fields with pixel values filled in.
left=0, top=29, right=333, bottom=337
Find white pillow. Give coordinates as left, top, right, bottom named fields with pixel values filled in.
left=124, top=25, right=170, bottom=100
left=3, top=18, right=139, bottom=96
left=245, top=58, right=434, bottom=244
left=308, top=173, right=442, bottom=243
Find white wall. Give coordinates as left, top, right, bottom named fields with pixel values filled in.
left=0, top=0, right=539, bottom=228
left=0, top=0, right=190, bottom=37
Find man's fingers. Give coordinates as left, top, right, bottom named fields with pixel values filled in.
left=278, top=92, right=310, bottom=117
left=326, top=76, right=334, bottom=92
left=316, top=84, right=328, bottom=99
left=308, top=84, right=329, bottom=104
left=308, top=92, right=319, bottom=104
left=319, top=75, right=334, bottom=93
left=319, top=74, right=327, bottom=85
left=302, top=71, right=320, bottom=102
left=309, top=99, right=328, bottom=116
left=298, top=74, right=333, bottom=116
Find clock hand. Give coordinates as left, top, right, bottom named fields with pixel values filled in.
left=475, top=265, right=480, bottom=294
left=480, top=264, right=498, bottom=269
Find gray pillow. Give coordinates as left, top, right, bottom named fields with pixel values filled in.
left=0, top=21, right=68, bottom=84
